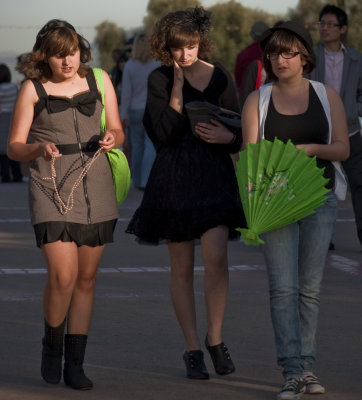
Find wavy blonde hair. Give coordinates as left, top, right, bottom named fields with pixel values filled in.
left=132, top=34, right=153, bottom=63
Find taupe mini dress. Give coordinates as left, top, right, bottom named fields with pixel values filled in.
left=28, top=70, right=119, bottom=247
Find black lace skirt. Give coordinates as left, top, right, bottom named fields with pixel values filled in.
left=126, top=134, right=246, bottom=244
left=34, top=219, right=117, bottom=248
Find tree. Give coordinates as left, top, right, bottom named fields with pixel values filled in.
left=287, top=0, right=325, bottom=47
left=94, top=21, right=126, bottom=72
left=143, top=0, right=201, bottom=34
left=207, top=1, right=246, bottom=72
left=336, top=0, right=346, bottom=9
left=208, top=1, right=278, bottom=73
left=345, top=0, right=362, bottom=50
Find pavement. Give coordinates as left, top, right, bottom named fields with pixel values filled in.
left=0, top=180, right=362, bottom=400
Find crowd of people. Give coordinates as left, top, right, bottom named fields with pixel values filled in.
left=2, top=4, right=361, bottom=400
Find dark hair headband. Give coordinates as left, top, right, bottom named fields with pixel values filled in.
left=191, top=7, right=211, bottom=34
left=172, top=7, right=211, bottom=34
left=34, top=19, right=76, bottom=50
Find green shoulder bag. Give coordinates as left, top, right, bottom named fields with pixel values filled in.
left=93, top=67, right=130, bottom=206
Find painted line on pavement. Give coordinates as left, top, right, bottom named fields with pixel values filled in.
left=1, top=256, right=362, bottom=276
left=0, top=264, right=266, bottom=275
left=328, top=254, right=362, bottom=276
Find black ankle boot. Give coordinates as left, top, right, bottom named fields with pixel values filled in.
left=183, top=350, right=210, bottom=379
left=41, top=318, right=66, bottom=384
left=205, top=336, right=235, bottom=375
left=63, top=334, right=93, bottom=390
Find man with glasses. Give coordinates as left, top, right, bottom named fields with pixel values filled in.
left=310, top=4, right=362, bottom=250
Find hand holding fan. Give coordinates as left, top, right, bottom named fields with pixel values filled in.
left=236, top=138, right=330, bottom=245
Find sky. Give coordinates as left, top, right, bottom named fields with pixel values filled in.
left=0, top=0, right=298, bottom=81
left=0, top=0, right=298, bottom=53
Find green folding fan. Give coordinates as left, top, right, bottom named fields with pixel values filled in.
left=236, top=138, right=330, bottom=245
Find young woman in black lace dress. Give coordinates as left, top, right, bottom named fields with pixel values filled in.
left=126, top=7, right=245, bottom=379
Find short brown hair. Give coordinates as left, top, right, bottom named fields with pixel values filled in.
left=263, top=29, right=315, bottom=81
left=150, top=7, right=213, bottom=66
left=17, top=20, right=91, bottom=82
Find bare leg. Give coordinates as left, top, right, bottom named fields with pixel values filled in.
left=168, top=240, right=199, bottom=351
left=201, top=226, right=229, bottom=346
left=67, top=245, right=105, bottom=334
left=42, top=241, right=79, bottom=327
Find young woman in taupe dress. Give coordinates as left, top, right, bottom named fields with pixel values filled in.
left=7, top=20, right=124, bottom=390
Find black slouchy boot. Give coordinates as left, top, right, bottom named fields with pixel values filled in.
left=41, top=318, right=66, bottom=384
left=63, top=334, right=93, bottom=390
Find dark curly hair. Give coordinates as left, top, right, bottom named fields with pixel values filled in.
left=0, top=64, right=11, bottom=83
left=263, top=30, right=315, bottom=81
left=150, top=7, right=213, bottom=66
left=16, top=19, right=91, bottom=82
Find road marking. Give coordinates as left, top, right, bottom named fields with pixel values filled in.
left=1, top=256, right=361, bottom=276
left=0, top=264, right=266, bottom=275
left=0, top=218, right=31, bottom=223
left=1, top=256, right=361, bottom=302
left=328, top=254, right=362, bottom=276
left=0, top=207, right=28, bottom=210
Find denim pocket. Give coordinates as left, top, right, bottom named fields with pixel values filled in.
left=324, top=192, right=338, bottom=209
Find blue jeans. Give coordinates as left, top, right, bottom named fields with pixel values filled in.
left=342, top=132, right=362, bottom=245
left=128, top=109, right=156, bottom=189
left=261, top=193, right=338, bottom=378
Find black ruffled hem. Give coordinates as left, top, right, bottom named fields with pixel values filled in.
left=126, top=206, right=246, bottom=245
left=33, top=220, right=117, bottom=248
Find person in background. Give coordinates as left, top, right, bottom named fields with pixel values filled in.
left=119, top=33, right=159, bottom=189
left=114, top=50, right=130, bottom=161
left=115, top=50, right=128, bottom=97
left=239, top=58, right=267, bottom=111
left=8, top=19, right=124, bottom=390
left=310, top=4, right=362, bottom=250
left=126, top=7, right=245, bottom=380
left=0, top=63, right=22, bottom=183
left=234, top=20, right=269, bottom=98
left=110, top=48, right=124, bottom=104
left=239, top=21, right=285, bottom=111
left=124, top=37, right=134, bottom=60
left=242, top=21, right=349, bottom=399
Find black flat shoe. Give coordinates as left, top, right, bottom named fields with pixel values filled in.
left=183, top=350, right=209, bottom=380
left=205, top=336, right=235, bottom=375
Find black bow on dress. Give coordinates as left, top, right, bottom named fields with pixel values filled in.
left=46, top=91, right=98, bottom=117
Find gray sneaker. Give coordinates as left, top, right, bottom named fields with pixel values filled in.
left=277, top=377, right=306, bottom=400
left=303, top=372, right=325, bottom=394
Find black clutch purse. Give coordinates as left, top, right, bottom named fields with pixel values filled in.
left=185, top=101, right=241, bottom=137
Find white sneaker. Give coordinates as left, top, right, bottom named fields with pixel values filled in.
left=277, top=377, right=305, bottom=400
left=303, top=372, right=325, bottom=394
